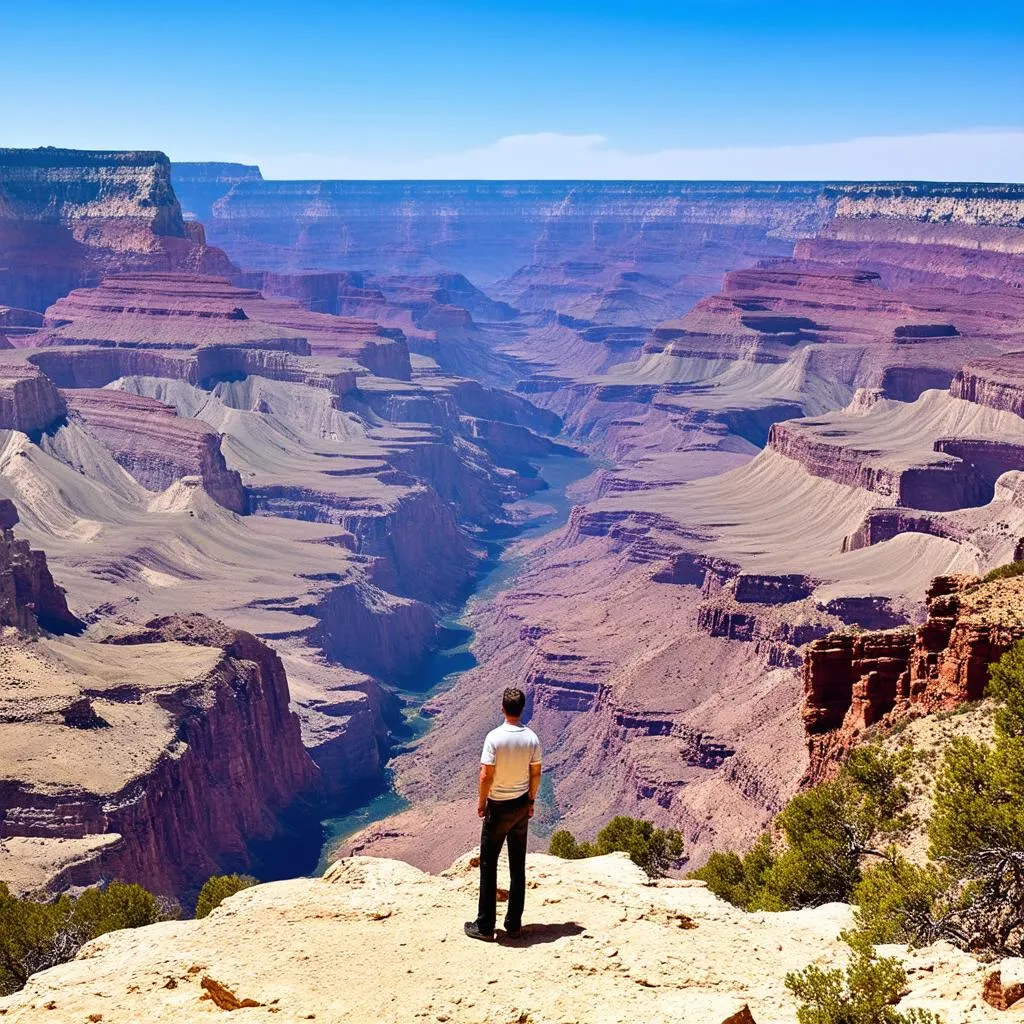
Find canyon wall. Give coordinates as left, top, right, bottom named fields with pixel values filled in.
left=0, top=613, right=321, bottom=897
left=345, top=177, right=1024, bottom=872
left=0, top=154, right=603, bottom=897
left=0, top=148, right=234, bottom=311
left=169, top=174, right=836, bottom=283
left=0, top=493, right=320, bottom=897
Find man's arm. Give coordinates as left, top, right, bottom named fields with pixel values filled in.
left=478, top=763, right=495, bottom=818
left=528, top=761, right=542, bottom=818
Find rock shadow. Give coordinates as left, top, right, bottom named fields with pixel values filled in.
left=499, top=922, right=585, bottom=946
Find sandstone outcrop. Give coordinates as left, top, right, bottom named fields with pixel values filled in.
left=953, top=355, right=1024, bottom=419
left=768, top=394, right=1024, bottom=512
left=0, top=361, right=67, bottom=435
left=802, top=573, right=1024, bottom=782
left=0, top=851, right=1002, bottom=1023
left=982, top=958, right=1024, bottom=1010
left=0, top=499, right=80, bottom=634
left=34, top=271, right=409, bottom=380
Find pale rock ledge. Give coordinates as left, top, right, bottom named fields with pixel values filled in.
left=0, top=853, right=1005, bottom=1023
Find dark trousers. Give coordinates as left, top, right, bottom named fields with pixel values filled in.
left=476, top=792, right=530, bottom=934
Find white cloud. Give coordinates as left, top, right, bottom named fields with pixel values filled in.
left=241, top=128, right=1024, bottom=181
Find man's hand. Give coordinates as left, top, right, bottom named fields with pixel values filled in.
left=527, top=762, right=541, bottom=820
left=478, top=763, right=495, bottom=818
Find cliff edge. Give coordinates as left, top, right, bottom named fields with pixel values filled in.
left=0, top=851, right=1004, bottom=1023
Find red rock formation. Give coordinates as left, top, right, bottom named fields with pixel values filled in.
left=952, top=355, right=1024, bottom=418
left=0, top=360, right=67, bottom=434
left=767, top=419, right=1007, bottom=512
left=63, top=389, right=245, bottom=511
left=0, top=306, right=43, bottom=348
left=803, top=574, right=1024, bottom=783
left=36, top=271, right=408, bottom=378
left=843, top=508, right=967, bottom=552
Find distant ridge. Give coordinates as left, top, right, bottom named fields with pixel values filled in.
left=0, top=146, right=172, bottom=167
left=172, top=161, right=264, bottom=181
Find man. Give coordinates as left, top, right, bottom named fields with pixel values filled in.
left=464, top=687, right=542, bottom=941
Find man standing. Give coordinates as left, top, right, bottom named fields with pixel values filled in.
left=465, top=687, right=542, bottom=941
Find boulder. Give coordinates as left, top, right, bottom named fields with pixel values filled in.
left=983, top=958, right=1024, bottom=1010
left=722, top=1008, right=757, bottom=1024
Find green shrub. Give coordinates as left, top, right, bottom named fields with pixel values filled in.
left=986, top=638, right=1024, bottom=739
left=548, top=829, right=587, bottom=860
left=548, top=816, right=683, bottom=878
left=981, top=560, right=1024, bottom=584
left=691, top=834, right=779, bottom=910
left=843, top=639, right=1024, bottom=959
left=693, top=640, right=1024, bottom=958
left=0, top=881, right=167, bottom=996
left=0, top=885, right=69, bottom=996
left=769, top=746, right=914, bottom=909
left=70, top=881, right=165, bottom=937
left=195, top=874, right=258, bottom=919
left=906, top=639, right=1024, bottom=955
left=694, top=745, right=914, bottom=912
left=785, top=933, right=941, bottom=1024
left=852, top=855, right=952, bottom=946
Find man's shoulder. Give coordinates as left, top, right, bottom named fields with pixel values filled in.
left=484, top=724, right=539, bottom=745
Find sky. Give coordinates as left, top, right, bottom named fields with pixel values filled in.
left=3, top=0, right=1023, bottom=181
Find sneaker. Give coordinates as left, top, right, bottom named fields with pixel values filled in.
left=504, top=925, right=522, bottom=938
left=464, top=921, right=494, bottom=942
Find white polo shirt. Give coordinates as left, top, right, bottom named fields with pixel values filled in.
left=481, top=722, right=542, bottom=801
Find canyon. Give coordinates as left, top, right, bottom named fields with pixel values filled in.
left=306, top=180, right=1024, bottom=872
left=1, top=150, right=1024, bottom=908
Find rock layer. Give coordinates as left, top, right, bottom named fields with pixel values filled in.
left=63, top=389, right=245, bottom=512
left=0, top=498, right=80, bottom=634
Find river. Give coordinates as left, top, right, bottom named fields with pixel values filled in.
left=314, top=452, right=596, bottom=872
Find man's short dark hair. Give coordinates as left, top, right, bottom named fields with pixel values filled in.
left=502, top=687, right=526, bottom=718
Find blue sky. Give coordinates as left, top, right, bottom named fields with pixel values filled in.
left=3, top=0, right=1023, bottom=179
